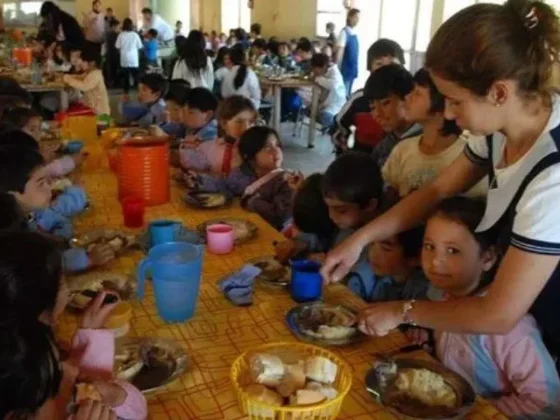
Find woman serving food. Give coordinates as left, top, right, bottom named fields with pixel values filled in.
left=321, top=0, right=560, bottom=362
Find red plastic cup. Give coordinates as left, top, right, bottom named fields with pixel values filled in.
left=122, top=197, right=145, bottom=228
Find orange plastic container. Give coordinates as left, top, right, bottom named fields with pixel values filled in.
left=117, top=141, right=170, bottom=206
left=13, top=48, right=32, bottom=66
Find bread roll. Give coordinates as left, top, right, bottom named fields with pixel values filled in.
left=276, top=362, right=306, bottom=398
left=250, top=354, right=285, bottom=387
left=305, top=381, right=339, bottom=400
left=289, top=389, right=326, bottom=406
left=305, top=356, right=338, bottom=384
left=245, top=384, right=284, bottom=406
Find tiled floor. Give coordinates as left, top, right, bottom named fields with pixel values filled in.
left=109, top=91, right=335, bottom=175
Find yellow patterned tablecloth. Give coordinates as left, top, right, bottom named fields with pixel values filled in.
left=57, top=166, right=507, bottom=420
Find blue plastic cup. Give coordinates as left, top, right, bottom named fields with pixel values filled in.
left=290, top=259, right=323, bottom=302
left=149, top=220, right=181, bottom=247
left=64, top=140, right=84, bottom=154
left=137, top=242, right=204, bottom=323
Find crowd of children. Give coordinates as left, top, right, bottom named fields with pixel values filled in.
left=3, top=0, right=560, bottom=417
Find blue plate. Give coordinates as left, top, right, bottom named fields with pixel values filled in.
left=286, top=302, right=363, bottom=347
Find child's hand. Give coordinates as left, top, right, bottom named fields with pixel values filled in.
left=274, top=239, right=308, bottom=264
left=81, top=290, right=120, bottom=329
left=72, top=399, right=116, bottom=420
left=87, top=244, right=116, bottom=268
left=405, top=327, right=430, bottom=346
left=285, top=170, right=304, bottom=191
left=91, top=381, right=127, bottom=408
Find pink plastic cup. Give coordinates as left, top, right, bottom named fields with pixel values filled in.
left=206, top=224, right=234, bottom=255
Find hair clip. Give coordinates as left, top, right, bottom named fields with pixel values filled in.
left=525, top=6, right=539, bottom=29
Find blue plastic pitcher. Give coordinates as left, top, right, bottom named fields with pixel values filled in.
left=137, top=242, right=203, bottom=323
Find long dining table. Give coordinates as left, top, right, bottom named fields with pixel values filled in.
left=56, top=158, right=507, bottom=420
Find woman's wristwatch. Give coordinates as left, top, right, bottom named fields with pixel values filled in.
left=401, top=300, right=417, bottom=326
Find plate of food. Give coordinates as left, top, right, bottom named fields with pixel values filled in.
left=365, top=358, right=475, bottom=419
left=114, top=337, right=188, bottom=393
left=70, top=230, right=139, bottom=255
left=183, top=192, right=230, bottom=209
left=66, top=271, right=136, bottom=310
left=249, top=256, right=290, bottom=287
left=197, top=218, right=258, bottom=244
left=286, top=303, right=362, bottom=346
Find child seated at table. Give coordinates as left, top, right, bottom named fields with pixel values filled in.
left=0, top=144, right=113, bottom=272
left=276, top=152, right=381, bottom=280
left=162, top=79, right=191, bottom=141
left=0, top=107, right=84, bottom=177
left=347, top=221, right=429, bottom=302
left=251, top=38, right=273, bottom=67
left=179, top=95, right=257, bottom=177
left=191, top=126, right=301, bottom=230
left=383, top=68, right=486, bottom=199
left=120, top=73, right=168, bottom=128
left=310, top=53, right=346, bottom=129
left=417, top=197, right=560, bottom=419
left=181, top=87, right=219, bottom=144
left=364, top=64, right=422, bottom=168
left=275, top=173, right=337, bottom=263
left=332, top=38, right=405, bottom=155
left=62, top=47, right=110, bottom=116
left=0, top=232, right=148, bottom=419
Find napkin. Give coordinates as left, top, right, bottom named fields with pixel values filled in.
left=218, top=265, right=262, bottom=306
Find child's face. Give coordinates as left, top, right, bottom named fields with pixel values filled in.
left=404, top=84, right=432, bottom=124
left=183, top=106, right=213, bottom=129
left=370, top=55, right=400, bottom=72
left=370, top=95, right=408, bottom=133
left=369, top=237, right=414, bottom=278
left=224, top=54, right=233, bottom=68
left=13, top=165, right=52, bottom=210
left=254, top=135, right=283, bottom=172
left=278, top=45, right=289, bottom=57
left=324, top=196, right=375, bottom=230
left=23, top=117, right=42, bottom=142
left=137, top=83, right=159, bottom=104
left=422, top=215, right=496, bottom=297
left=222, top=110, right=256, bottom=140
left=312, top=65, right=327, bottom=77
left=166, top=100, right=183, bottom=124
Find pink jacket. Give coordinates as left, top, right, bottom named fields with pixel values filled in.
left=436, top=315, right=560, bottom=419
left=70, top=329, right=148, bottom=419
left=179, top=137, right=241, bottom=177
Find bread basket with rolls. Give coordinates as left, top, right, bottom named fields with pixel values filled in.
left=230, top=342, right=352, bottom=419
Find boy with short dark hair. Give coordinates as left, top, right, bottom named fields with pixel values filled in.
left=332, top=38, right=406, bottom=155
left=144, top=28, right=159, bottom=67
left=364, top=64, right=421, bottom=168
left=347, top=224, right=429, bottom=302
left=295, top=38, right=314, bottom=73
left=120, top=73, right=168, bottom=127
left=251, top=38, right=272, bottom=67
left=276, top=42, right=296, bottom=70
left=182, top=87, right=219, bottom=143
left=0, top=141, right=112, bottom=272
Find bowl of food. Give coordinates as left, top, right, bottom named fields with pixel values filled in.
left=365, top=358, right=476, bottom=419
left=231, top=342, right=352, bottom=420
